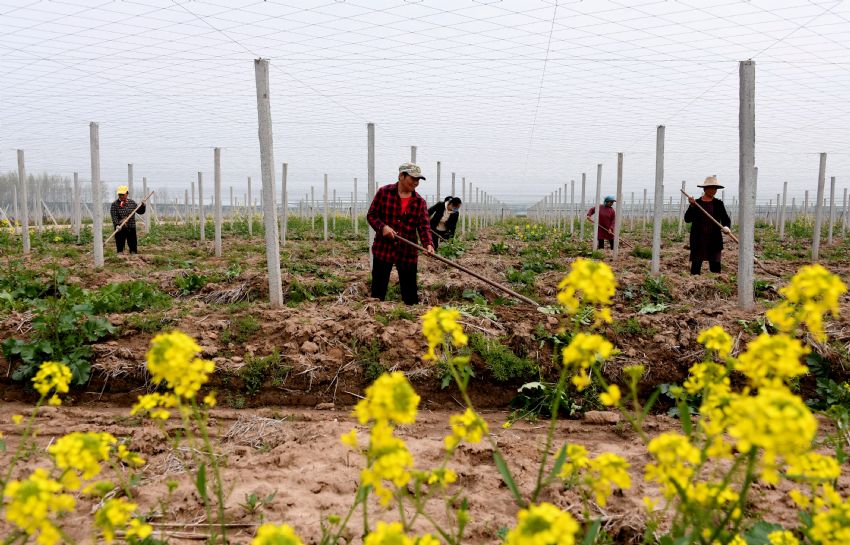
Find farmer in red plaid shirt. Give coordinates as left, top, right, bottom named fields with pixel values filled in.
left=367, top=162, right=434, bottom=305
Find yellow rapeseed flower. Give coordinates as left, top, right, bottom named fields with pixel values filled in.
left=599, top=384, right=621, bottom=407
left=561, top=333, right=614, bottom=391
left=340, top=429, right=359, bottom=449
left=203, top=392, right=217, bottom=408
left=726, top=388, right=817, bottom=484
left=425, top=468, right=458, bottom=487
left=558, top=444, right=591, bottom=480
left=557, top=258, right=616, bottom=314
left=250, top=523, right=305, bottom=545
left=683, top=362, right=730, bottom=396
left=768, top=264, right=847, bottom=342
left=116, top=444, right=145, bottom=468
left=363, top=522, right=413, bottom=545
left=354, top=372, right=420, bottom=425
left=734, top=333, right=809, bottom=389
left=32, top=361, right=72, bottom=401
left=767, top=530, right=800, bottom=545
left=645, top=433, right=700, bottom=499
left=146, top=331, right=215, bottom=399
left=421, top=307, right=468, bottom=361
left=47, top=432, right=116, bottom=486
left=586, top=452, right=632, bottom=507
left=809, top=493, right=850, bottom=545
left=445, top=408, right=489, bottom=451
left=12, top=414, right=24, bottom=425
left=3, top=468, right=76, bottom=545
left=785, top=452, right=841, bottom=483
left=94, top=498, right=152, bottom=543
left=361, top=421, right=414, bottom=506
left=503, top=502, right=580, bottom=545
left=131, top=392, right=179, bottom=420
left=697, top=325, right=733, bottom=357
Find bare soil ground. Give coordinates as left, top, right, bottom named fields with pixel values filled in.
left=1, top=222, right=849, bottom=542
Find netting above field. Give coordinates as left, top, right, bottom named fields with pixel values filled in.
left=2, top=0, right=850, bottom=204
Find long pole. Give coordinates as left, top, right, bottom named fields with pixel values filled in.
left=579, top=173, right=586, bottom=240
left=214, top=148, right=222, bottom=257
left=614, top=153, right=623, bottom=257
left=779, top=181, right=788, bottom=240
left=254, top=58, right=283, bottom=307
left=812, top=153, right=827, bottom=261
left=73, top=172, right=81, bottom=240
left=436, top=161, right=441, bottom=203
left=353, top=177, right=358, bottom=237
left=280, top=163, right=288, bottom=245
left=395, top=235, right=539, bottom=307
left=651, top=125, right=665, bottom=275
left=247, top=176, right=253, bottom=237
left=593, top=164, right=602, bottom=251
left=198, top=172, right=205, bottom=243
left=737, top=60, right=756, bottom=309
left=323, top=174, right=329, bottom=241
left=16, top=150, right=31, bottom=254
left=828, top=176, right=836, bottom=245
left=89, top=124, right=104, bottom=267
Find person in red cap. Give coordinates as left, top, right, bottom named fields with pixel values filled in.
left=367, top=162, right=434, bottom=305
left=685, top=176, right=731, bottom=274
left=586, top=195, right=617, bottom=250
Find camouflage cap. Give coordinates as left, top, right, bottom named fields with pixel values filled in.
left=398, top=162, right=426, bottom=180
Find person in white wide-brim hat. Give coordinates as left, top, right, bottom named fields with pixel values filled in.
left=684, top=176, right=731, bottom=275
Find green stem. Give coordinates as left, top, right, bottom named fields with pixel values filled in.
left=397, top=489, right=409, bottom=530
left=324, top=487, right=364, bottom=545
left=706, top=451, right=757, bottom=545
left=531, top=367, right=568, bottom=502
left=178, top=406, right=214, bottom=542
left=2, top=394, right=47, bottom=487
left=195, top=402, right=228, bottom=544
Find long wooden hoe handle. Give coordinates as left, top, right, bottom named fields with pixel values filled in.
left=680, top=189, right=780, bottom=278
left=393, top=234, right=541, bottom=307
left=584, top=216, right=632, bottom=248
left=104, top=191, right=155, bottom=245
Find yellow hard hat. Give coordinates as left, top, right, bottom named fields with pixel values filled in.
left=117, top=185, right=129, bottom=195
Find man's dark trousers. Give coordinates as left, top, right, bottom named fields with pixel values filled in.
left=371, top=258, right=418, bottom=305
left=115, top=227, right=139, bottom=254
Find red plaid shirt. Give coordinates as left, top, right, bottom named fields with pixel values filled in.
left=367, top=183, right=433, bottom=265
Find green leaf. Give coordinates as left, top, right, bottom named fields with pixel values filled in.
left=678, top=398, right=692, bottom=437
left=581, top=519, right=601, bottom=545
left=546, top=445, right=568, bottom=483
left=195, top=463, right=208, bottom=501
left=742, top=521, right=784, bottom=545
left=493, top=451, right=524, bottom=507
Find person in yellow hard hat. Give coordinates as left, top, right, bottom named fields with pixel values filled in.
left=110, top=185, right=146, bottom=254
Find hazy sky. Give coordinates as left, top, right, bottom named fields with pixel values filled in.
left=2, top=0, right=850, bottom=206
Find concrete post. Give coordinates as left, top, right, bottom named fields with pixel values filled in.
left=73, top=172, right=81, bottom=240
left=737, top=60, right=756, bottom=310
left=247, top=176, right=253, bottom=237
left=557, top=186, right=563, bottom=231
left=804, top=190, right=809, bottom=220
left=593, top=163, right=602, bottom=252
left=569, top=180, right=575, bottom=235
left=323, top=174, right=329, bottom=241
left=812, top=153, right=827, bottom=261
left=35, top=176, right=42, bottom=232
left=197, top=172, right=206, bottom=242
left=280, top=163, right=288, bottom=246
left=353, top=178, right=358, bottom=237
left=461, top=177, right=467, bottom=236
left=89, top=124, right=103, bottom=267
left=16, top=150, right=31, bottom=254
left=451, top=172, right=456, bottom=197
left=843, top=187, right=848, bottom=236
left=254, top=58, right=283, bottom=307
left=651, top=125, right=665, bottom=276
left=677, top=181, right=686, bottom=235
left=367, top=122, right=375, bottom=265
left=828, top=176, right=836, bottom=245
left=310, top=186, right=315, bottom=231
left=779, top=181, right=788, bottom=240
left=214, top=148, right=222, bottom=257
left=642, top=188, right=648, bottom=237
left=614, top=153, right=624, bottom=258
left=410, top=146, right=416, bottom=163
left=333, top=189, right=337, bottom=231
left=579, top=173, right=586, bottom=240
